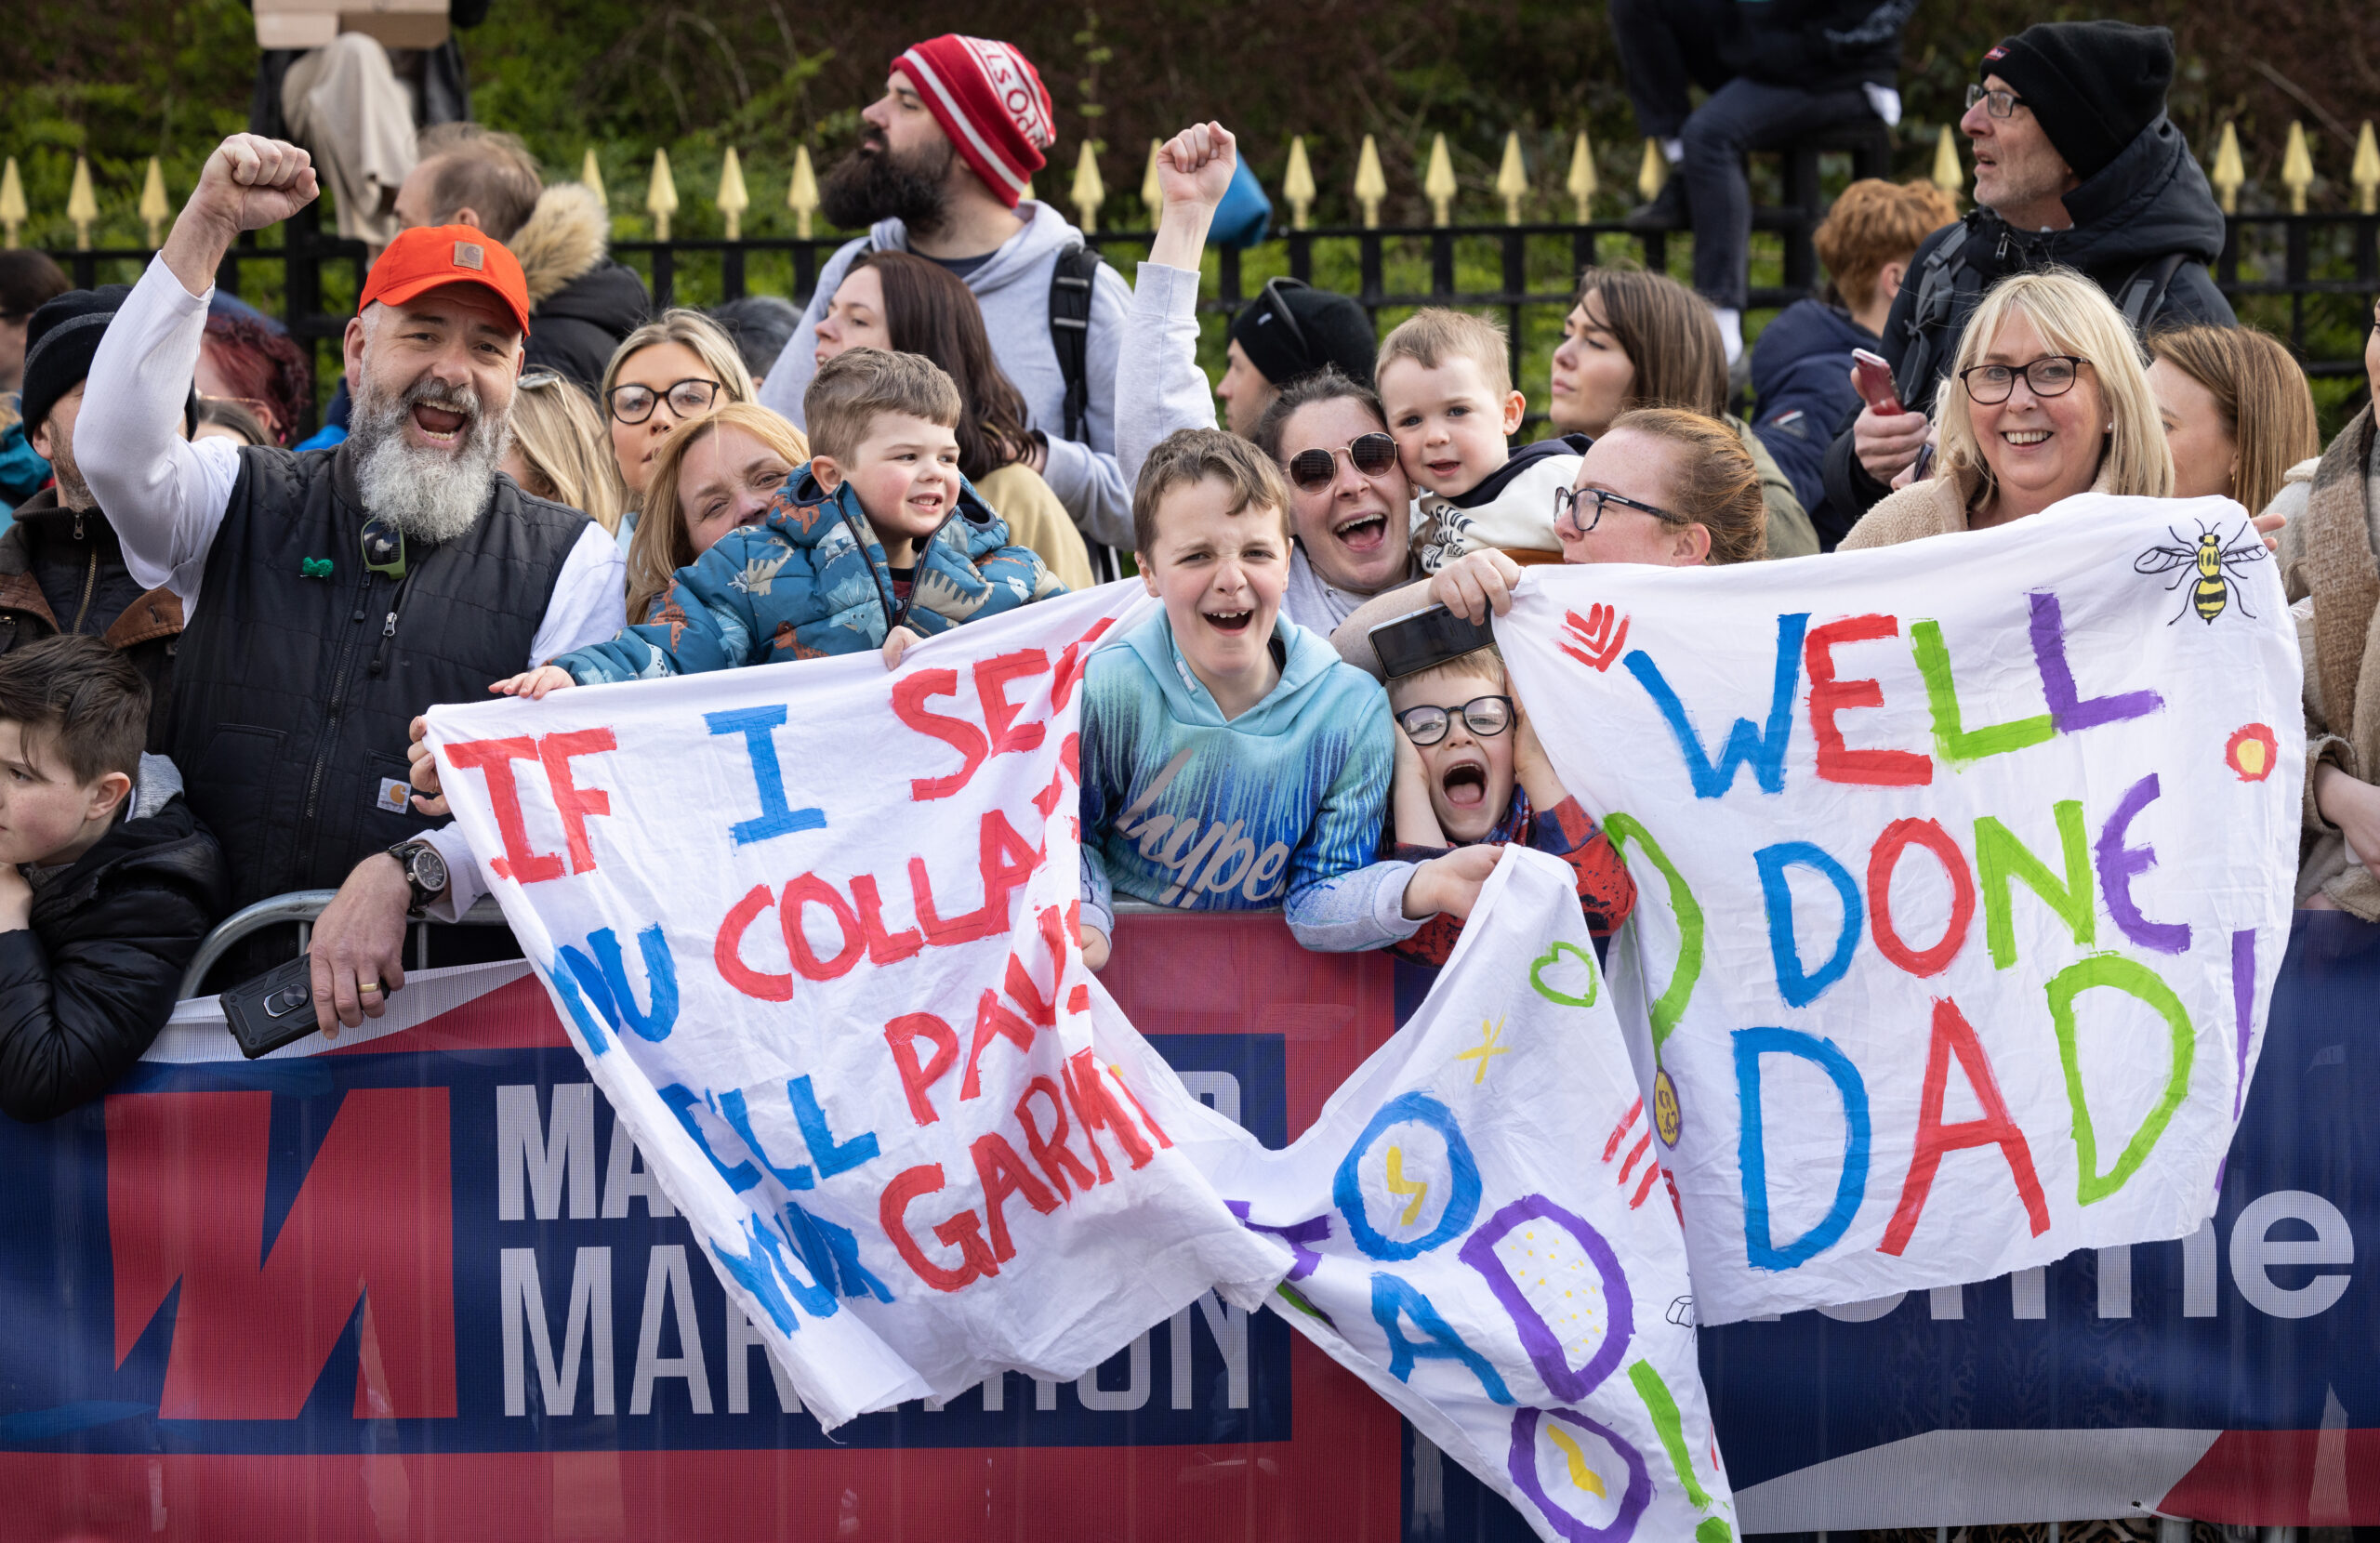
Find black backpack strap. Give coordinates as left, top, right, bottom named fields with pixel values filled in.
left=1049, top=242, right=1102, bottom=443
left=2114, top=252, right=2190, bottom=336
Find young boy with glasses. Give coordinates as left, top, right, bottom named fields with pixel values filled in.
left=489, top=347, right=1062, bottom=695
left=1373, top=308, right=1588, bottom=573
left=1375, top=633, right=1634, bottom=969
left=1075, top=429, right=1497, bottom=969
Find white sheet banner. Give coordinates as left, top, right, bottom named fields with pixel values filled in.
left=425, top=584, right=1288, bottom=1430
left=1498, top=495, right=2300, bottom=1323
left=1145, top=847, right=1735, bottom=1543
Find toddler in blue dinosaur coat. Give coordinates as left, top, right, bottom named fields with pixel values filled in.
left=490, top=347, right=1063, bottom=699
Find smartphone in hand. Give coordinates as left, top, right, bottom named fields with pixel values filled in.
left=1851, top=349, right=1902, bottom=416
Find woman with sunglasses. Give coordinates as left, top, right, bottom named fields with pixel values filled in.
left=597, top=310, right=755, bottom=534
left=1837, top=270, right=2171, bottom=550
left=500, top=369, right=626, bottom=535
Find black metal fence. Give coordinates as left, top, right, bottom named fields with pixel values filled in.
left=42, top=200, right=2379, bottom=438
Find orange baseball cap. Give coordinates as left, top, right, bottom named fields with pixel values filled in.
left=358, top=225, right=534, bottom=336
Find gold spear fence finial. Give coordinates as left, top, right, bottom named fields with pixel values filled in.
left=646, top=149, right=679, bottom=241
left=1635, top=138, right=1666, bottom=204
left=1931, top=125, right=1964, bottom=204
left=1141, top=138, right=1164, bottom=225
left=1071, top=141, right=1104, bottom=234
left=1495, top=132, right=1529, bottom=225
left=1284, top=137, right=1316, bottom=231
left=0, top=159, right=23, bottom=248
left=1354, top=135, right=1387, bottom=229
left=2281, top=121, right=2314, bottom=215
left=2211, top=123, right=2244, bottom=215
left=716, top=147, right=748, bottom=242
left=2351, top=122, right=2379, bottom=217
left=580, top=148, right=606, bottom=208
left=66, top=156, right=98, bottom=251
left=1424, top=133, right=1458, bottom=227
left=139, top=158, right=169, bottom=248
left=1566, top=131, right=1597, bottom=225
left=788, top=145, right=818, bottom=240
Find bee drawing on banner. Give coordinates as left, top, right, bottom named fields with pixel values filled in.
left=2133, top=520, right=2269, bottom=625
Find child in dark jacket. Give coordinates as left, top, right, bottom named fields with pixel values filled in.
left=1382, top=641, right=1635, bottom=968
left=495, top=348, right=1064, bottom=698
left=0, top=636, right=228, bottom=1122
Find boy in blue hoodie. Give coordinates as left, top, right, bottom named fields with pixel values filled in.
left=1077, top=429, right=1496, bottom=968
left=492, top=348, right=1063, bottom=697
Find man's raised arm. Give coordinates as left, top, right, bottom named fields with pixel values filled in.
left=77, top=135, right=321, bottom=599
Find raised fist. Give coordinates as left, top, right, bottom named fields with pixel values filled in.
left=189, top=134, right=319, bottom=236
left=1156, top=122, right=1237, bottom=213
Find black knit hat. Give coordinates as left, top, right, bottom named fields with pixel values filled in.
left=19, top=284, right=132, bottom=441
left=1230, top=279, right=1378, bottom=391
left=1980, top=22, right=2175, bottom=184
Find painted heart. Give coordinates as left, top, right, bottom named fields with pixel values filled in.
left=1528, top=940, right=1599, bottom=1008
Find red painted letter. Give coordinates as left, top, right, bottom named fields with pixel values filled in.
left=1868, top=818, right=1977, bottom=978
left=1879, top=998, right=2050, bottom=1255
left=879, top=1165, right=993, bottom=1291
left=893, top=668, right=988, bottom=800
left=444, top=736, right=564, bottom=881
left=1806, top=615, right=1931, bottom=786
left=538, top=728, right=616, bottom=874
left=971, top=1131, right=1061, bottom=1262
left=973, top=648, right=1051, bottom=758
left=885, top=1013, right=960, bottom=1126
left=716, top=884, right=792, bottom=1001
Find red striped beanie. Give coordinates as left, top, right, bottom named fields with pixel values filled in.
left=893, top=35, right=1056, bottom=209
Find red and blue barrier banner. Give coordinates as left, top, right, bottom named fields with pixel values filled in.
left=1, top=910, right=2373, bottom=1537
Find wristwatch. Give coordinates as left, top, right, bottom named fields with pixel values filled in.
left=387, top=838, right=449, bottom=918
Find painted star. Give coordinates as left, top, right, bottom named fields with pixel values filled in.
left=1456, top=1015, right=1511, bottom=1086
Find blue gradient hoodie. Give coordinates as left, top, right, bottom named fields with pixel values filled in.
left=1077, top=609, right=1420, bottom=953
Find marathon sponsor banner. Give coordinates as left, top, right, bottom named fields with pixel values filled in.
left=1498, top=495, right=2302, bottom=1325
left=420, top=584, right=1289, bottom=1431
left=1, top=916, right=2377, bottom=1536
left=1150, top=849, right=1734, bottom=1543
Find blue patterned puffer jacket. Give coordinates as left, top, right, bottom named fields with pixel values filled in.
left=555, top=461, right=1064, bottom=682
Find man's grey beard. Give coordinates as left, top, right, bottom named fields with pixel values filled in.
left=350, top=369, right=512, bottom=544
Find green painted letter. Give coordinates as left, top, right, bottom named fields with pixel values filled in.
left=1975, top=801, right=2095, bottom=969
left=2047, top=955, right=2194, bottom=1206
left=1911, top=619, right=2056, bottom=766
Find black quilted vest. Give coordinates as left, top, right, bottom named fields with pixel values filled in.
left=167, top=442, right=588, bottom=917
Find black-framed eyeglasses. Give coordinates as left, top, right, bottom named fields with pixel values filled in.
left=1965, top=84, right=2030, bottom=119
left=1554, top=482, right=1683, bottom=536
left=1958, top=355, right=2084, bottom=404
left=1288, top=431, right=1398, bottom=492
left=1395, top=694, right=1514, bottom=746
left=1254, top=276, right=1313, bottom=360
left=606, top=376, right=721, bottom=425
left=361, top=514, right=406, bottom=580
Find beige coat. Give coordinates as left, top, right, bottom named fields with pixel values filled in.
left=2270, top=403, right=2380, bottom=917
left=1833, top=474, right=1969, bottom=550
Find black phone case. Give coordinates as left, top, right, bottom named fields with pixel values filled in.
left=219, top=956, right=327, bottom=1061
left=1369, top=603, right=1497, bottom=679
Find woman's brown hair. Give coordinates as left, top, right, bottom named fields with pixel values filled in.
left=1606, top=407, right=1766, bottom=564
left=2147, top=323, right=2321, bottom=516
left=1575, top=268, right=1729, bottom=419
left=844, top=250, right=1036, bottom=481
left=626, top=402, right=812, bottom=623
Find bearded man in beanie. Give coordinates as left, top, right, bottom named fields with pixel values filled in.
left=7, top=288, right=192, bottom=744
left=755, top=35, right=1138, bottom=549
left=77, top=134, right=626, bottom=1037
left=1823, top=20, right=2234, bottom=522
left=1215, top=278, right=1380, bottom=439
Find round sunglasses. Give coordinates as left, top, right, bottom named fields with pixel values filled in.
left=1288, top=431, right=1398, bottom=492
left=1395, top=694, right=1514, bottom=746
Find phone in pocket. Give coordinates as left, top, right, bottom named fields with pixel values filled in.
left=219, top=955, right=331, bottom=1060
left=1851, top=348, right=1903, bottom=416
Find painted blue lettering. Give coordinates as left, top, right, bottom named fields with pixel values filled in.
left=1734, top=1027, right=1871, bottom=1271
left=1624, top=613, right=1807, bottom=798
left=1369, top=1272, right=1514, bottom=1404
left=1754, top=841, right=1864, bottom=1007
left=705, top=705, right=829, bottom=846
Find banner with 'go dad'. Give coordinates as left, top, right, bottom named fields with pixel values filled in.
left=1500, top=495, right=2303, bottom=1324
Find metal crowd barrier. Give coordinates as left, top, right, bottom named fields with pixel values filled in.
left=176, top=889, right=511, bottom=999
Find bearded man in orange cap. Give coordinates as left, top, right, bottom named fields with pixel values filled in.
left=78, top=133, right=626, bottom=1035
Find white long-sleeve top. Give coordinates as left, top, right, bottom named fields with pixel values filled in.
left=1110, top=260, right=1218, bottom=495
left=78, top=256, right=628, bottom=920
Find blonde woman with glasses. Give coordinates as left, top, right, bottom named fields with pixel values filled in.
left=500, top=369, right=627, bottom=534
left=597, top=309, right=755, bottom=529
left=1839, top=269, right=2173, bottom=549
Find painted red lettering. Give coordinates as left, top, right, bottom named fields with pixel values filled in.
left=715, top=884, right=792, bottom=1002
left=885, top=1014, right=959, bottom=1126
left=1015, top=1075, right=1097, bottom=1198
left=879, top=1164, right=995, bottom=1291
left=1879, top=997, right=2049, bottom=1256
left=912, top=810, right=1043, bottom=947
left=851, top=875, right=923, bottom=966
left=1806, top=615, right=1931, bottom=787
left=1064, top=1048, right=1156, bottom=1173
left=974, top=648, right=1051, bottom=758
left=971, top=1132, right=1061, bottom=1262
left=780, top=874, right=865, bottom=981
left=443, top=736, right=562, bottom=882
left=1869, top=818, right=1977, bottom=978
left=538, top=728, right=616, bottom=874
left=961, top=989, right=1037, bottom=1101
left=893, top=669, right=989, bottom=801
left=1051, top=618, right=1117, bottom=712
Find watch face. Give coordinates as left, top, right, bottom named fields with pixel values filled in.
left=409, top=845, right=447, bottom=894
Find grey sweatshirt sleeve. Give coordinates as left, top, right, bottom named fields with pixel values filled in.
left=1038, top=260, right=1137, bottom=552
left=1113, top=261, right=1218, bottom=497
left=754, top=237, right=870, bottom=428
left=1284, top=859, right=1424, bottom=953
left=1078, top=844, right=1117, bottom=943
